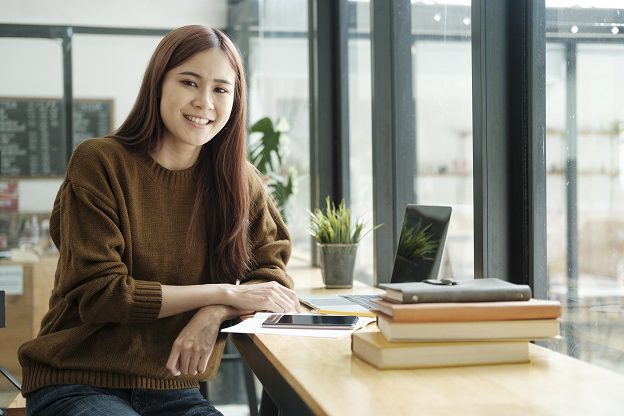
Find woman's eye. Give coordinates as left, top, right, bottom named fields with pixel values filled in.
left=215, top=87, right=228, bottom=94
left=181, top=80, right=198, bottom=87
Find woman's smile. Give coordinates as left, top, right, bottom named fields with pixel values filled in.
left=183, top=113, right=213, bottom=127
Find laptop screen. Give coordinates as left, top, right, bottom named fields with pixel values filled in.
left=390, top=205, right=452, bottom=283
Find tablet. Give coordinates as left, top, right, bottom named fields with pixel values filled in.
left=262, top=314, right=359, bottom=329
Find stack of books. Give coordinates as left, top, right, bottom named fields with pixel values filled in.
left=351, top=278, right=561, bottom=369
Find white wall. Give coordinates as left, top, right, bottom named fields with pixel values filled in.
left=2, top=0, right=227, bottom=29
left=72, top=35, right=161, bottom=127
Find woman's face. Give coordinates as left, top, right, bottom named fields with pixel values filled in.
left=159, top=48, right=237, bottom=153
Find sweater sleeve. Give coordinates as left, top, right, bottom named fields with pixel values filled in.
left=50, top=144, right=162, bottom=324
left=241, top=165, right=294, bottom=289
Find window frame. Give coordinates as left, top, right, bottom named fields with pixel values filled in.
left=307, top=0, right=548, bottom=295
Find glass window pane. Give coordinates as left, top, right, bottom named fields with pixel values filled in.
left=412, top=1, right=473, bottom=280
left=348, top=0, right=374, bottom=285
left=545, top=1, right=624, bottom=375
left=248, top=0, right=310, bottom=262
left=0, top=38, right=64, bottom=252
left=73, top=34, right=161, bottom=139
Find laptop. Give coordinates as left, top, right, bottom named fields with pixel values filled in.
left=299, top=205, right=452, bottom=316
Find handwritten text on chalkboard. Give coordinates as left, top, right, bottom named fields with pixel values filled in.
left=0, top=98, right=113, bottom=177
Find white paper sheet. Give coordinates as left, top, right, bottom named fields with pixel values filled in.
left=221, top=312, right=375, bottom=338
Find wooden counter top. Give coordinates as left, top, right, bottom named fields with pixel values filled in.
left=232, top=263, right=624, bottom=416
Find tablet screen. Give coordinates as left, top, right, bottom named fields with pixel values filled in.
left=262, top=314, right=358, bottom=329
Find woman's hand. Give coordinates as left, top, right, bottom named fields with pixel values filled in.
left=224, top=281, right=301, bottom=313
left=166, top=305, right=243, bottom=377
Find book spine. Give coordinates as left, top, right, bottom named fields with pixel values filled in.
left=377, top=316, right=560, bottom=341
left=388, top=305, right=561, bottom=322
left=352, top=334, right=530, bottom=369
left=403, top=287, right=533, bottom=303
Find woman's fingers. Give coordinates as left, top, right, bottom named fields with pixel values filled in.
left=166, top=306, right=226, bottom=377
left=270, top=284, right=300, bottom=312
left=169, top=344, right=213, bottom=376
left=166, top=350, right=181, bottom=376
left=276, top=290, right=299, bottom=312
left=265, top=287, right=293, bottom=312
left=198, top=354, right=210, bottom=374
left=179, top=346, right=192, bottom=375
left=277, top=284, right=301, bottom=312
left=188, top=349, right=201, bottom=376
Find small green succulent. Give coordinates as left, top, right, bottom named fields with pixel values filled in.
left=308, top=197, right=381, bottom=244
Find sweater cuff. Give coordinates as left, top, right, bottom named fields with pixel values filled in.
left=129, top=280, right=162, bottom=323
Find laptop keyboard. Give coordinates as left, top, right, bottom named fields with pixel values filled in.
left=340, top=294, right=382, bottom=310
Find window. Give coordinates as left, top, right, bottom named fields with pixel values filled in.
left=545, top=0, right=624, bottom=375
left=411, top=1, right=473, bottom=280
left=0, top=37, right=64, bottom=252
left=246, top=0, right=310, bottom=262
left=348, top=0, right=374, bottom=284
left=73, top=34, right=160, bottom=137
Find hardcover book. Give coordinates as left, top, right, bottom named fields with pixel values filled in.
left=351, top=331, right=529, bottom=370
left=376, top=313, right=560, bottom=341
left=379, top=278, right=532, bottom=304
left=371, top=298, right=561, bottom=322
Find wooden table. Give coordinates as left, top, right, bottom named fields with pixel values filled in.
left=232, top=264, right=624, bottom=416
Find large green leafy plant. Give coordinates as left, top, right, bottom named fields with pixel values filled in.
left=308, top=197, right=381, bottom=244
left=248, top=117, right=296, bottom=221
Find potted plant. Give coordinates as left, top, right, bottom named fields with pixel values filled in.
left=308, top=197, right=381, bottom=288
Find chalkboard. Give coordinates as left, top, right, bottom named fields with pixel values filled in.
left=0, top=97, right=113, bottom=177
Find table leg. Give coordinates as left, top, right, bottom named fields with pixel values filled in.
left=259, top=389, right=279, bottom=416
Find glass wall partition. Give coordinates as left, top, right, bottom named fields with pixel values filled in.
left=544, top=1, right=624, bottom=375
left=347, top=0, right=375, bottom=284
left=245, top=0, right=310, bottom=262
left=0, top=37, right=64, bottom=253
left=73, top=34, right=160, bottom=134
left=411, top=1, right=474, bottom=280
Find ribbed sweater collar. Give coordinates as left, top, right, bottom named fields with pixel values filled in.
left=136, top=150, right=199, bottom=188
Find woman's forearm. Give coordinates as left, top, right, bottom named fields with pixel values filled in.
left=157, top=280, right=300, bottom=319
left=158, top=284, right=230, bottom=318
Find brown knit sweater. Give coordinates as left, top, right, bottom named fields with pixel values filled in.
left=18, top=137, right=293, bottom=396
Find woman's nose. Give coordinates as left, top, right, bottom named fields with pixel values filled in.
left=192, top=92, right=214, bottom=110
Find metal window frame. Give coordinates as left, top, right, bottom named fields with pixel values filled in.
left=471, top=0, right=547, bottom=297
left=308, top=0, right=351, bottom=265
left=370, top=0, right=416, bottom=285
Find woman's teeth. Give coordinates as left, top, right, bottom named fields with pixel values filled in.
left=184, top=115, right=211, bottom=125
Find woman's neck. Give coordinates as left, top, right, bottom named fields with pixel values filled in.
left=151, top=140, right=201, bottom=171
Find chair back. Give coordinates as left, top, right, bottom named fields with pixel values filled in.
left=1, top=290, right=5, bottom=328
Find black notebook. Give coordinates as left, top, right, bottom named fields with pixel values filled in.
left=379, top=278, right=532, bottom=304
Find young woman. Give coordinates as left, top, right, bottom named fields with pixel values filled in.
left=18, top=25, right=300, bottom=416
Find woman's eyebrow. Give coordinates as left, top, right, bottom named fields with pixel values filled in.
left=177, top=71, right=232, bottom=85
left=213, top=78, right=233, bottom=85
left=177, top=70, right=201, bottom=79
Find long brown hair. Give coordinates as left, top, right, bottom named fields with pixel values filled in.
left=112, top=25, right=249, bottom=284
